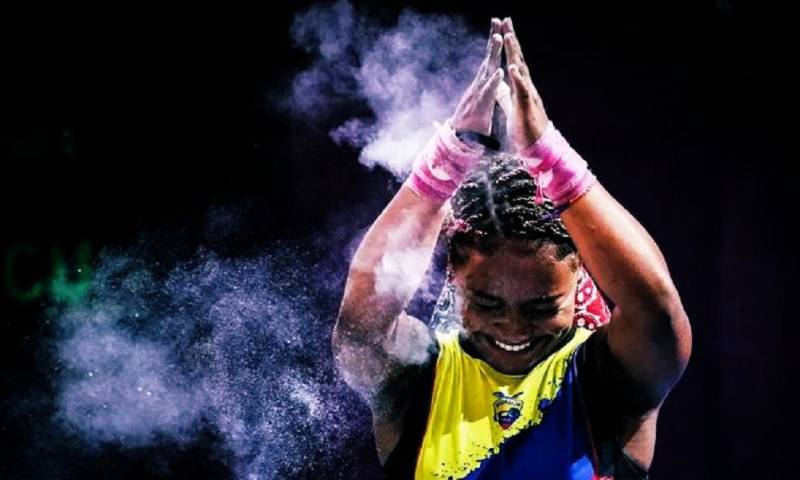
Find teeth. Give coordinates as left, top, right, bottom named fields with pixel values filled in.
left=494, top=339, right=531, bottom=352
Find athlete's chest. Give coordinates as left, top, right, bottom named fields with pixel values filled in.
left=413, top=329, right=597, bottom=480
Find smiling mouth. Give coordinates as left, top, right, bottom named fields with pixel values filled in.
left=493, top=338, right=532, bottom=352
left=480, top=332, right=543, bottom=354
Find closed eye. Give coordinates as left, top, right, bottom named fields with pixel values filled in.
left=522, top=306, right=560, bottom=319
left=469, top=301, right=503, bottom=313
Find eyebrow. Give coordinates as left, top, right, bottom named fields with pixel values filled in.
left=470, top=289, right=562, bottom=304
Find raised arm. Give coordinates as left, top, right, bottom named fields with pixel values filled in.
left=501, top=18, right=691, bottom=408
left=332, top=18, right=505, bottom=429
left=333, top=184, right=446, bottom=374
left=333, top=19, right=505, bottom=462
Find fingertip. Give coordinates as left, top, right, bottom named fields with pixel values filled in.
left=490, top=17, right=502, bottom=35
left=492, top=67, right=504, bottom=80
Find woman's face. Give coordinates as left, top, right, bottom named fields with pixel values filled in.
left=451, top=240, right=581, bottom=375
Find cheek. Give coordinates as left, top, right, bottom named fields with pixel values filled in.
left=461, top=309, right=477, bottom=331
left=460, top=308, right=487, bottom=333
left=547, top=306, right=576, bottom=331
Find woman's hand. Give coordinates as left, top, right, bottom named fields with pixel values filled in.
left=501, top=18, right=551, bottom=151
left=450, top=18, right=505, bottom=135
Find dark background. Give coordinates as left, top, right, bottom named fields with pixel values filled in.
left=1, top=1, right=793, bottom=478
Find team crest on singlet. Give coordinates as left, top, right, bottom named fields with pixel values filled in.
left=492, top=391, right=524, bottom=429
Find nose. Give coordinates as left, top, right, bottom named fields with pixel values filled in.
left=493, top=312, right=536, bottom=342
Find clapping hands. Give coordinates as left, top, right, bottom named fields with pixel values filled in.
left=450, top=17, right=551, bottom=152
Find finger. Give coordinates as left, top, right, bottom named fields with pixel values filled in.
left=492, top=17, right=503, bottom=35
left=474, top=19, right=505, bottom=90
left=485, top=17, right=502, bottom=54
left=501, top=17, right=513, bottom=35
left=512, top=62, right=541, bottom=102
left=475, top=33, right=502, bottom=87
left=480, top=19, right=502, bottom=82
left=487, top=33, right=503, bottom=73
left=478, top=68, right=505, bottom=109
left=508, top=64, right=532, bottom=105
left=501, top=17, right=528, bottom=68
left=503, top=31, right=525, bottom=71
left=474, top=57, right=488, bottom=86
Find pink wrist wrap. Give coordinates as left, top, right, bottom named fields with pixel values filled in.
left=405, top=120, right=485, bottom=203
left=520, top=121, right=597, bottom=208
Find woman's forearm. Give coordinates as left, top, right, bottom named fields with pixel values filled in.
left=561, top=182, right=691, bottom=395
left=337, top=184, right=447, bottom=342
left=561, top=182, right=678, bottom=314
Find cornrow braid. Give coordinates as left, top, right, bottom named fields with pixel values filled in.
left=445, top=152, right=578, bottom=270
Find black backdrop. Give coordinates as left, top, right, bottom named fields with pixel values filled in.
left=1, top=1, right=793, bottom=478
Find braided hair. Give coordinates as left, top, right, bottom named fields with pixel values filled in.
left=444, top=152, right=579, bottom=271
